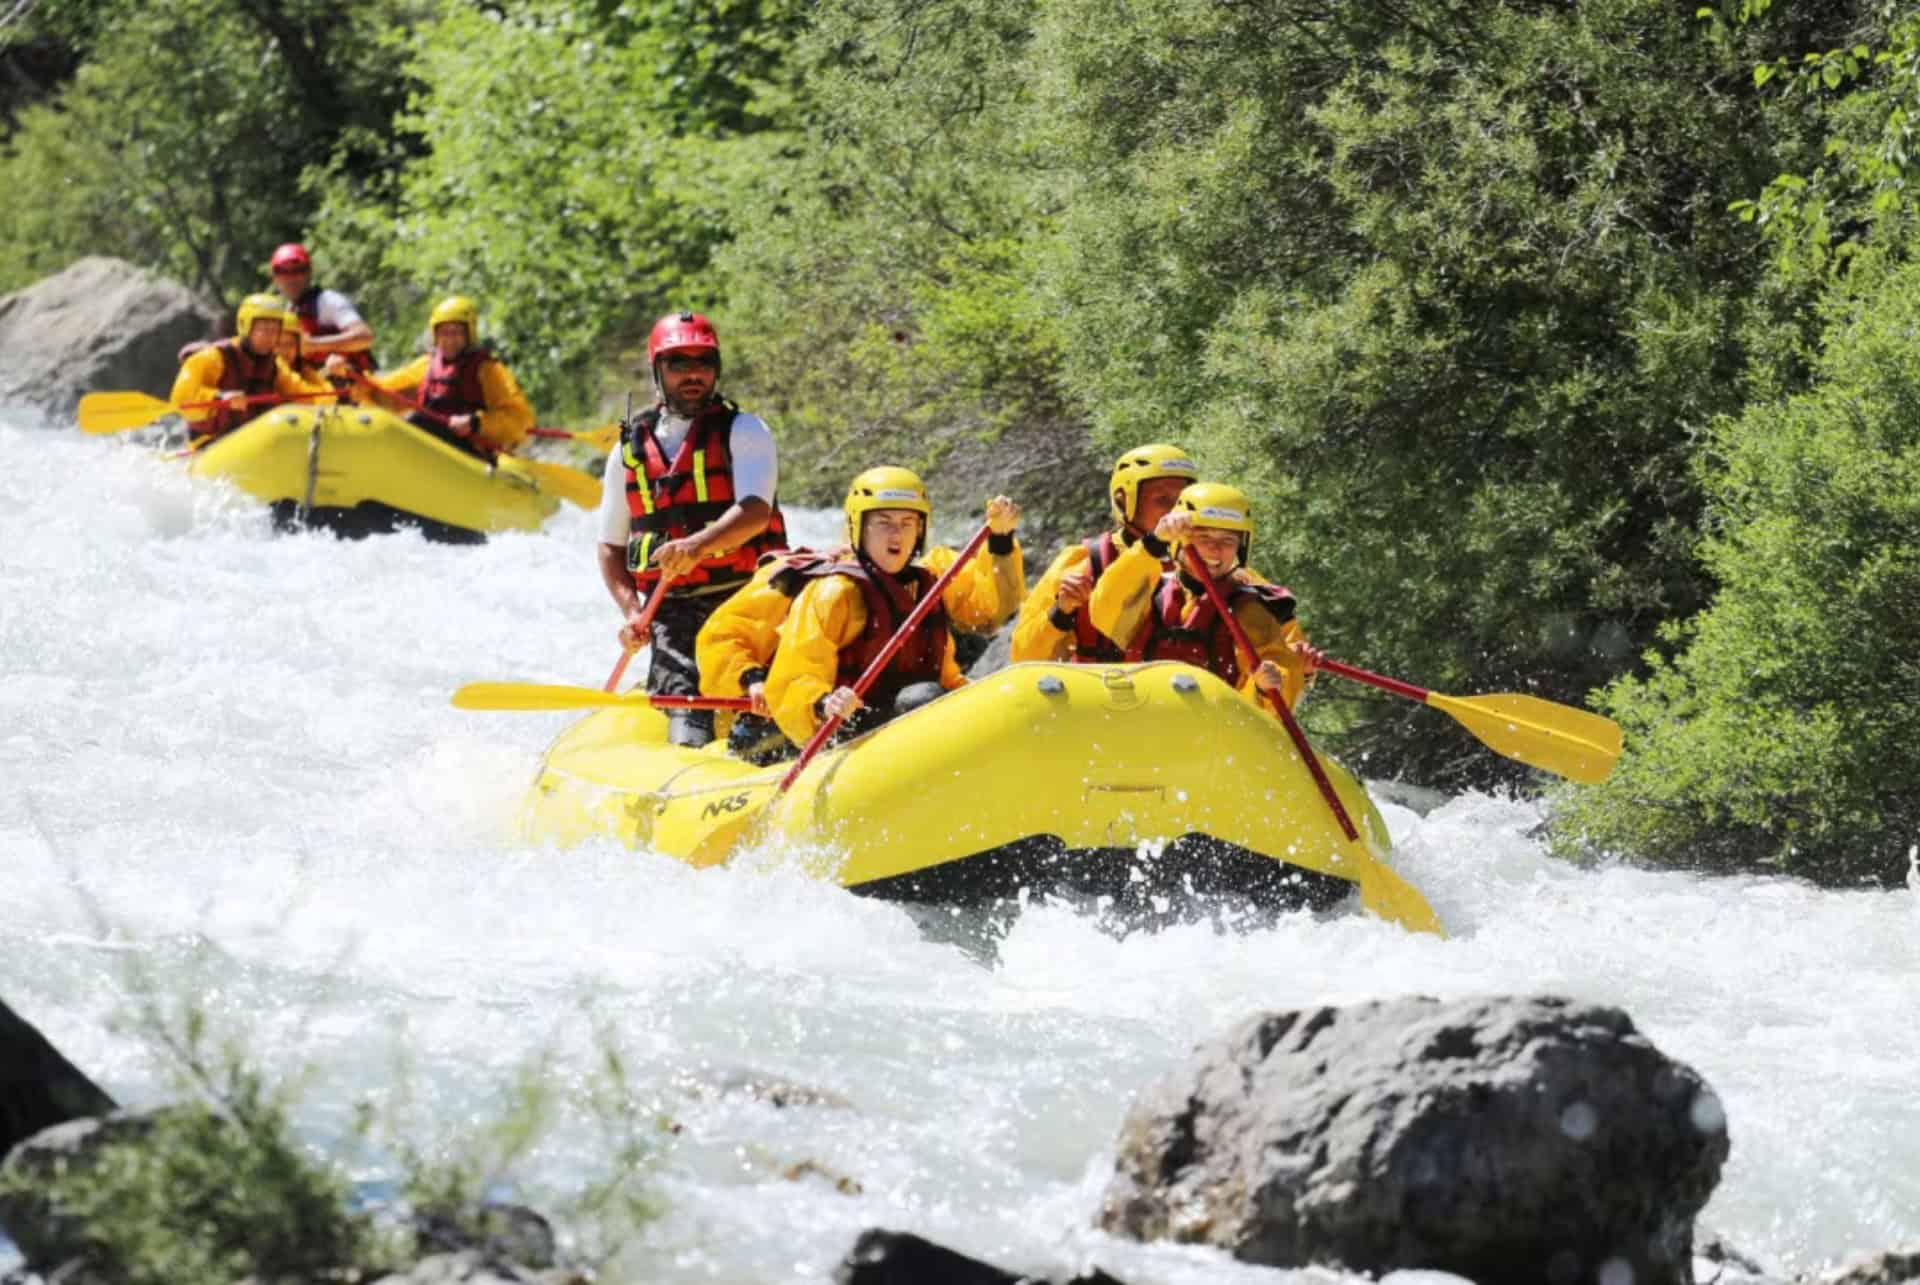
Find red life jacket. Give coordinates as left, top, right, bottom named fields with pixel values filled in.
left=621, top=401, right=788, bottom=594
left=420, top=346, right=491, bottom=418
left=795, top=557, right=951, bottom=708
left=291, top=286, right=373, bottom=371
left=1069, top=531, right=1128, bottom=663
left=204, top=338, right=280, bottom=434
left=1124, top=572, right=1297, bottom=686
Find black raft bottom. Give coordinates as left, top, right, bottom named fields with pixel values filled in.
left=269, top=500, right=487, bottom=545
left=850, top=834, right=1355, bottom=930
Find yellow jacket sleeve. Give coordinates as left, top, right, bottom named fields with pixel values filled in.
left=169, top=348, right=230, bottom=425
left=367, top=356, right=428, bottom=396
left=1087, top=538, right=1166, bottom=654
left=274, top=359, right=329, bottom=399
left=1011, top=544, right=1091, bottom=663
left=695, top=564, right=793, bottom=697
left=766, top=576, right=868, bottom=746
left=1230, top=584, right=1312, bottom=714
left=476, top=358, right=534, bottom=452
left=938, top=643, right=968, bottom=692
left=169, top=350, right=326, bottom=426
left=921, top=536, right=1025, bottom=631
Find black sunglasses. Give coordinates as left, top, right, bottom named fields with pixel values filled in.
left=662, top=353, right=718, bottom=373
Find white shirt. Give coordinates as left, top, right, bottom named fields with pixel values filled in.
left=305, top=288, right=364, bottom=332
left=596, top=406, right=779, bottom=545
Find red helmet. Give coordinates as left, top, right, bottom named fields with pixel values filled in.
left=270, top=243, right=311, bottom=273
left=647, top=312, right=720, bottom=364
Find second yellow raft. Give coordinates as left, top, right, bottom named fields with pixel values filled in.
left=189, top=404, right=562, bottom=542
left=520, top=661, right=1442, bottom=934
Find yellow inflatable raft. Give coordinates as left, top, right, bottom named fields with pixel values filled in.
left=189, top=404, right=562, bottom=542
left=521, top=661, right=1443, bottom=934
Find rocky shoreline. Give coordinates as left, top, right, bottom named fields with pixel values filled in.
left=6, top=993, right=1913, bottom=1285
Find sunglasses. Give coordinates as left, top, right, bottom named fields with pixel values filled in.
left=662, top=353, right=718, bottom=373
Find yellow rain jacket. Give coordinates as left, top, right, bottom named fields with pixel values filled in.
left=765, top=569, right=971, bottom=746
left=698, top=538, right=1025, bottom=700
left=366, top=353, right=535, bottom=453
left=170, top=348, right=329, bottom=430
left=1089, top=539, right=1314, bottom=714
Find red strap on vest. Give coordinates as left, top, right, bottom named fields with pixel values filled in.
left=1069, top=531, right=1125, bottom=663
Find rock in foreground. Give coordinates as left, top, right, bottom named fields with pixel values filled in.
left=1099, top=994, right=1728, bottom=1284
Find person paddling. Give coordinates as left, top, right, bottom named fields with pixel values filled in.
left=168, top=293, right=330, bottom=441
left=329, top=296, right=534, bottom=457
left=1011, top=443, right=1200, bottom=663
left=595, top=312, right=786, bottom=748
left=763, top=467, right=1020, bottom=749
left=1090, top=482, right=1321, bottom=714
left=697, top=492, right=1023, bottom=762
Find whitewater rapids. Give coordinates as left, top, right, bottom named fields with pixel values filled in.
left=1, top=416, right=1915, bottom=1282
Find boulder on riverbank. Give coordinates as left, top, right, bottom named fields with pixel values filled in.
left=0, top=256, right=220, bottom=423
left=1098, top=993, right=1729, bottom=1284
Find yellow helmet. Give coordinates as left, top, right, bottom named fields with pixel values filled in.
left=234, top=292, right=288, bottom=344
left=844, top=466, right=932, bottom=554
left=1110, top=442, right=1201, bottom=526
left=428, top=295, right=480, bottom=343
left=1172, top=481, right=1254, bottom=565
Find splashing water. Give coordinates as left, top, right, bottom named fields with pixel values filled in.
left=2, top=416, right=1917, bottom=1281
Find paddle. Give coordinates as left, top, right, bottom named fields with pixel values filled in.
left=777, top=522, right=993, bottom=793
left=1314, top=657, right=1622, bottom=785
left=78, top=389, right=333, bottom=434
left=453, top=683, right=748, bottom=713
left=529, top=424, right=621, bottom=451
left=604, top=573, right=676, bottom=692
left=1183, top=547, right=1361, bottom=842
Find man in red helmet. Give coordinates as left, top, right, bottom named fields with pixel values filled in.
left=268, top=243, right=375, bottom=372
left=595, top=311, right=786, bottom=747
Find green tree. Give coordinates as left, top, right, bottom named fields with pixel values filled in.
left=712, top=0, right=1108, bottom=541
left=1027, top=0, right=1836, bottom=784
left=1560, top=249, right=1920, bottom=885
left=311, top=0, right=807, bottom=417
left=0, top=0, right=409, bottom=300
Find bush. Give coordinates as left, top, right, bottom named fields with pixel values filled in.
left=1558, top=251, right=1920, bottom=884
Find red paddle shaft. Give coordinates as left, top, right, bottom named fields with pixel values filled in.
left=604, top=575, right=678, bottom=692
left=777, top=523, right=994, bottom=794
left=1183, top=548, right=1359, bottom=842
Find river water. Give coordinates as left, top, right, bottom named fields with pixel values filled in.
left=1, top=415, right=1915, bottom=1282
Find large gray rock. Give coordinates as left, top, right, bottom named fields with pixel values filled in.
left=1099, top=994, right=1728, bottom=1284
left=0, top=999, right=115, bottom=1163
left=0, top=256, right=220, bottom=422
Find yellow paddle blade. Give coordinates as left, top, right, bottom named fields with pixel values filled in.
left=1426, top=691, right=1622, bottom=784
left=452, top=682, right=645, bottom=712
left=77, top=391, right=176, bottom=434
left=575, top=423, right=620, bottom=452
left=517, top=458, right=603, bottom=509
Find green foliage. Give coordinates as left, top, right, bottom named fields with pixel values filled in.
left=1025, top=0, right=1826, bottom=782
left=310, top=0, right=807, bottom=418
left=1715, top=0, right=1920, bottom=276
left=712, top=0, right=1108, bottom=544
left=0, top=0, right=410, bottom=301
left=0, top=1000, right=381, bottom=1283
left=1559, top=251, right=1920, bottom=884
